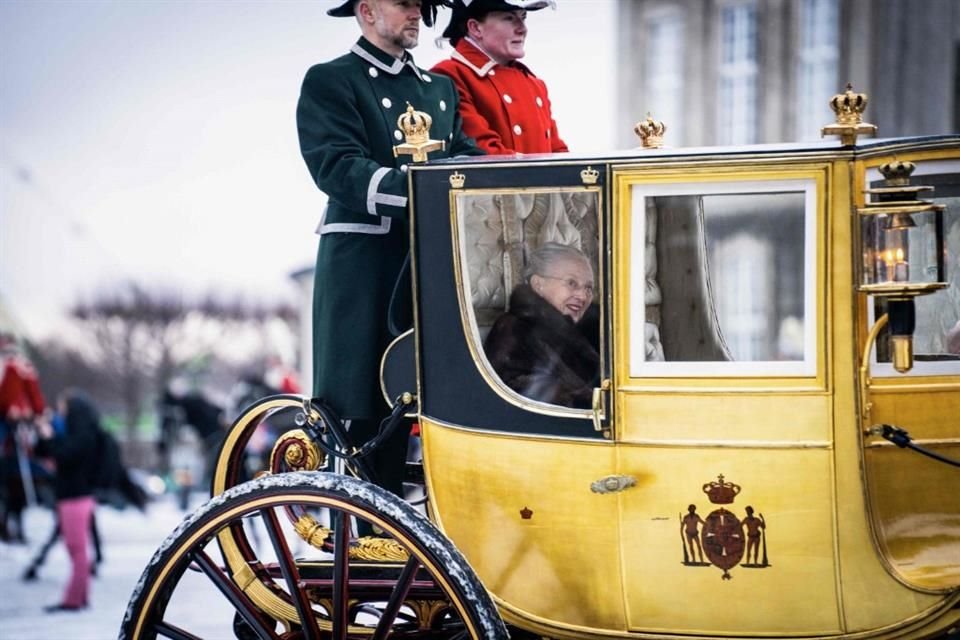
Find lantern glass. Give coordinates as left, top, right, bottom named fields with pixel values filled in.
left=860, top=208, right=944, bottom=287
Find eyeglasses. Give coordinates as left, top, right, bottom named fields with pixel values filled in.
left=539, top=275, right=595, bottom=296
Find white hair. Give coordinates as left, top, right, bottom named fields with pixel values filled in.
left=523, top=242, right=590, bottom=283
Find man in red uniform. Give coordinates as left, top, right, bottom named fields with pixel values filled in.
left=0, top=332, right=46, bottom=542
left=432, top=0, right=567, bottom=155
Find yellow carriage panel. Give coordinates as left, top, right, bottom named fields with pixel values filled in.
left=616, top=446, right=840, bottom=634
left=421, top=418, right=627, bottom=633
left=617, top=392, right=833, bottom=444
left=864, top=383, right=960, bottom=591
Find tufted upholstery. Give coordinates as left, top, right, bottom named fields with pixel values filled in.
left=460, top=191, right=665, bottom=360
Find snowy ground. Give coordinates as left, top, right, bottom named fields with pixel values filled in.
left=0, top=494, right=200, bottom=640
left=1, top=467, right=434, bottom=640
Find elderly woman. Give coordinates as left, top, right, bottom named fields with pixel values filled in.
left=484, top=243, right=599, bottom=408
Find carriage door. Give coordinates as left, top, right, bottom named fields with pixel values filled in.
left=609, top=165, right=843, bottom=635
left=859, top=156, right=960, bottom=591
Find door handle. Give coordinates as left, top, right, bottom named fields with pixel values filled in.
left=591, top=474, right=637, bottom=494
left=591, top=378, right=611, bottom=432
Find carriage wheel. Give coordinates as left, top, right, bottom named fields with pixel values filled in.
left=120, top=472, right=506, bottom=640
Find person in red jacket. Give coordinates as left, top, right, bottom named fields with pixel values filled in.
left=0, top=332, right=45, bottom=423
left=432, top=0, right=567, bottom=155
left=0, top=332, right=46, bottom=543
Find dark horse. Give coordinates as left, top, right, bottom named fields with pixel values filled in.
left=158, top=389, right=226, bottom=490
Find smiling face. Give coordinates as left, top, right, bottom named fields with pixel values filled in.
left=359, top=0, right=423, bottom=57
left=530, top=256, right=594, bottom=322
left=467, top=9, right=528, bottom=64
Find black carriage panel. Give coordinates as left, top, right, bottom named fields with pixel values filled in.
left=410, top=160, right=608, bottom=439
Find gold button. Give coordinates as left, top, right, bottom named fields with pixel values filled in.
left=513, top=124, right=522, bottom=136
left=536, top=96, right=543, bottom=107
left=503, top=94, right=513, bottom=104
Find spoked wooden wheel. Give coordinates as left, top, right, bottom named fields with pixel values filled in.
left=120, top=472, right=507, bottom=640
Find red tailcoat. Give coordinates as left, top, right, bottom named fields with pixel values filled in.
left=431, top=39, right=567, bottom=155
left=0, top=353, right=46, bottom=420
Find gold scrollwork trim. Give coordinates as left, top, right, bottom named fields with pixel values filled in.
left=294, top=513, right=411, bottom=562
left=349, top=537, right=410, bottom=562
left=293, top=515, right=332, bottom=549
left=270, top=429, right=323, bottom=473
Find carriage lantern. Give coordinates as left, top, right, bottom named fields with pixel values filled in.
left=857, top=159, right=947, bottom=372
left=820, top=85, right=948, bottom=372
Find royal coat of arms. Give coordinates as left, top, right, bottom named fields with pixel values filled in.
left=680, top=474, right=770, bottom=580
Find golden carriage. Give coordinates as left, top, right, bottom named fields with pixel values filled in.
left=121, top=89, right=960, bottom=639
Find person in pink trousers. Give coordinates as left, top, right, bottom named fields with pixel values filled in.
left=35, top=390, right=101, bottom=612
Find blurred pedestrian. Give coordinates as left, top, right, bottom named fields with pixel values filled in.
left=21, top=513, right=103, bottom=581
left=23, top=406, right=147, bottom=582
left=0, top=331, right=46, bottom=543
left=169, top=424, right=202, bottom=512
left=34, top=390, right=101, bottom=612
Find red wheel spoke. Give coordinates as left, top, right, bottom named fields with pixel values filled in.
left=331, top=510, right=352, bottom=640
left=372, top=555, right=421, bottom=640
left=153, top=621, right=202, bottom=640
left=190, top=548, right=280, bottom=640
left=259, top=507, right=322, bottom=640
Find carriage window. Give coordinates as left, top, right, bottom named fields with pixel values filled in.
left=629, top=179, right=817, bottom=377
left=454, top=188, right=602, bottom=411
left=871, top=166, right=960, bottom=375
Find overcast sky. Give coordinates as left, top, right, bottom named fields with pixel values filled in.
left=0, top=0, right=616, bottom=340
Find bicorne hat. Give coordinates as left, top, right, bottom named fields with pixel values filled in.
left=327, top=0, right=450, bottom=28
left=441, top=0, right=555, bottom=41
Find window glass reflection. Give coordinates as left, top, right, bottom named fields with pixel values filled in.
left=631, top=182, right=814, bottom=377
left=456, top=190, right=601, bottom=409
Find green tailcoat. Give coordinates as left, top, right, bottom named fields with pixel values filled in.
left=297, top=37, right=480, bottom=419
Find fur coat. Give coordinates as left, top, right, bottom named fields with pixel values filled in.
left=483, top=284, right=599, bottom=409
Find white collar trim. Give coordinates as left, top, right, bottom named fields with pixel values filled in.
left=350, top=44, right=426, bottom=81
left=453, top=38, right=498, bottom=77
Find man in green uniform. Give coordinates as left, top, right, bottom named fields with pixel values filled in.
left=296, top=0, right=481, bottom=499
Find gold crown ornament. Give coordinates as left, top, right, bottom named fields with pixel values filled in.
left=634, top=114, right=667, bottom=149
left=702, top=474, right=741, bottom=504
left=879, top=160, right=915, bottom=187
left=580, top=166, right=599, bottom=185
left=821, top=83, right=877, bottom=145
left=449, top=171, right=466, bottom=189
left=393, top=103, right=445, bottom=162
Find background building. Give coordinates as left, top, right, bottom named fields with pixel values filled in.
left=615, top=0, right=960, bottom=147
